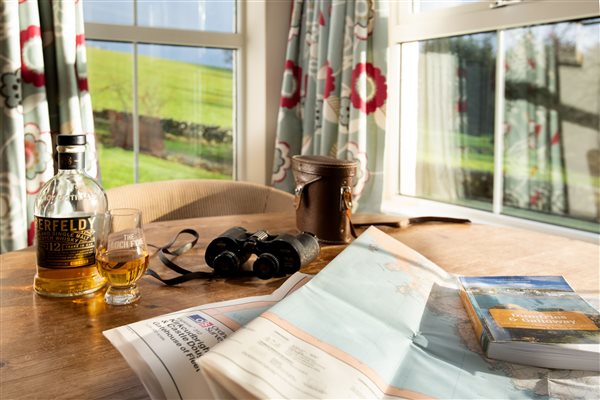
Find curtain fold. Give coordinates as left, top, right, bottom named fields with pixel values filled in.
left=271, top=0, right=388, bottom=211
left=416, top=51, right=465, bottom=201
left=1, top=0, right=98, bottom=253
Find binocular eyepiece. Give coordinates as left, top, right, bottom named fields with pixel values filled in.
left=205, top=227, right=320, bottom=279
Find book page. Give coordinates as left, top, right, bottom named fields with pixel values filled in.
left=103, top=272, right=312, bottom=400
left=199, top=227, right=600, bottom=399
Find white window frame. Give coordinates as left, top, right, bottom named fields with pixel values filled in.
left=84, top=1, right=290, bottom=185
left=384, top=0, right=600, bottom=243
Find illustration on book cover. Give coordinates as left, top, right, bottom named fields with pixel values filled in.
left=459, top=275, right=600, bottom=346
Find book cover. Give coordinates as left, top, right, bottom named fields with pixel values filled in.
left=459, top=275, right=600, bottom=370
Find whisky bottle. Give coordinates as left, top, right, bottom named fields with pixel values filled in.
left=33, top=134, right=107, bottom=297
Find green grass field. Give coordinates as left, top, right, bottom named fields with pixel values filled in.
left=87, top=46, right=233, bottom=128
left=97, top=144, right=229, bottom=189
left=87, top=45, right=234, bottom=188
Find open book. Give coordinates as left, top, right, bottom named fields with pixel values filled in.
left=198, top=227, right=600, bottom=399
left=103, top=272, right=312, bottom=399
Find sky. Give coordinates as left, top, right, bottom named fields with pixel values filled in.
left=83, top=1, right=235, bottom=69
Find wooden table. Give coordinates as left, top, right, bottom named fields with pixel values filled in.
left=1, top=212, right=598, bottom=399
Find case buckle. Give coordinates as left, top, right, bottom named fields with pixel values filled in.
left=340, top=186, right=353, bottom=211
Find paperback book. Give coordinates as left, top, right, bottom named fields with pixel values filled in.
left=458, top=275, right=600, bottom=371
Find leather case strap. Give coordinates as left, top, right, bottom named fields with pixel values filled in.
left=351, top=214, right=471, bottom=229
left=146, top=229, right=217, bottom=285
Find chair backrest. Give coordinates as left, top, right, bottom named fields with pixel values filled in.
left=105, top=179, right=294, bottom=223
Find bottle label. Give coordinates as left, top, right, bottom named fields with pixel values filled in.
left=58, top=152, right=84, bottom=170
left=35, top=216, right=97, bottom=269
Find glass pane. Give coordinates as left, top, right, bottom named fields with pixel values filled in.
left=83, top=1, right=133, bottom=25
left=137, top=0, right=236, bottom=33
left=137, top=44, right=234, bottom=183
left=403, top=32, right=497, bottom=210
left=87, top=41, right=135, bottom=189
left=417, top=0, right=479, bottom=13
left=503, top=18, right=600, bottom=232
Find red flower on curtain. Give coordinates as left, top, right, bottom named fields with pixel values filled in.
left=20, top=25, right=45, bottom=87
left=323, top=62, right=335, bottom=99
left=350, top=62, right=386, bottom=114
left=280, top=60, right=302, bottom=109
left=75, top=34, right=89, bottom=92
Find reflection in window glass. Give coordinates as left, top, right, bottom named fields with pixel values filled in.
left=137, top=0, right=236, bottom=33
left=137, top=44, right=234, bottom=183
left=86, top=41, right=135, bottom=188
left=503, top=19, right=600, bottom=232
left=83, top=1, right=133, bottom=25
left=410, top=32, right=497, bottom=210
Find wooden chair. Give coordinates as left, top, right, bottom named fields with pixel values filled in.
left=105, top=179, right=294, bottom=224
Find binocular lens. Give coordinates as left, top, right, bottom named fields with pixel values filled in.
left=212, top=251, right=240, bottom=276
left=253, top=254, right=279, bottom=280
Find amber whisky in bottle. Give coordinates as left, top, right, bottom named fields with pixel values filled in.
left=33, top=134, right=107, bottom=297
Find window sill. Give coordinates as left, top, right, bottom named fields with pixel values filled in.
left=381, top=195, right=599, bottom=244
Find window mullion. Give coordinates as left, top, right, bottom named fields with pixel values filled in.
left=492, top=29, right=506, bottom=215
left=132, top=43, right=139, bottom=183
left=399, top=42, right=419, bottom=197
left=131, top=0, right=139, bottom=183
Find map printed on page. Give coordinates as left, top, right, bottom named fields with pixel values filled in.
left=199, top=226, right=599, bottom=399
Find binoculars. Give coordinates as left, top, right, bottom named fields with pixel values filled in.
left=205, top=227, right=320, bottom=279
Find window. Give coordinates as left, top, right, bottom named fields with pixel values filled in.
left=83, top=1, right=238, bottom=189
left=386, top=0, right=599, bottom=241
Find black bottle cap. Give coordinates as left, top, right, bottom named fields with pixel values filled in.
left=57, top=134, right=86, bottom=146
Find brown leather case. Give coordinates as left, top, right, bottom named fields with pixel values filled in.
left=292, top=155, right=357, bottom=244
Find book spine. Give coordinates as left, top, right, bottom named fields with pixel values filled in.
left=459, top=288, right=489, bottom=352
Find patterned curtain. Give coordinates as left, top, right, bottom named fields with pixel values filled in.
left=504, top=29, right=566, bottom=215
left=0, top=0, right=98, bottom=253
left=271, top=0, right=388, bottom=211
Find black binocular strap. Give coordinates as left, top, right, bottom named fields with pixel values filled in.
left=146, top=228, right=215, bottom=285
